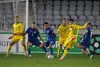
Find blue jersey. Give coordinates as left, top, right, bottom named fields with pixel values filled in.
left=83, top=28, right=92, bottom=42
left=44, top=27, right=56, bottom=41
left=26, top=27, right=40, bottom=42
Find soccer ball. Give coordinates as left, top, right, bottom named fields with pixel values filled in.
left=47, top=55, right=54, bottom=60
left=90, top=36, right=100, bottom=54
left=48, top=55, right=51, bottom=59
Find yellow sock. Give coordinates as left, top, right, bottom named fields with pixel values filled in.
left=22, top=45, right=27, bottom=55
left=7, top=45, right=12, bottom=55
left=62, top=49, right=68, bottom=57
left=58, top=47, right=61, bottom=55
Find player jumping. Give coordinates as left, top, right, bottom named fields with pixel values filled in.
left=77, top=22, right=93, bottom=60
left=44, top=22, right=56, bottom=58
left=59, top=19, right=87, bottom=60
left=6, top=16, right=27, bottom=57
left=57, top=18, right=69, bottom=57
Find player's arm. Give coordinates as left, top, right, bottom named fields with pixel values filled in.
left=80, top=29, right=88, bottom=40
left=57, top=25, right=61, bottom=37
left=78, top=22, right=87, bottom=30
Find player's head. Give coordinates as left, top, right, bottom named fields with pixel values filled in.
left=86, top=22, right=91, bottom=28
left=31, top=22, right=36, bottom=29
left=69, top=19, right=74, bottom=25
left=62, top=18, right=67, bottom=26
left=15, top=16, right=19, bottom=23
left=44, top=22, right=49, bottom=28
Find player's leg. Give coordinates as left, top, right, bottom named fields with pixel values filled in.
left=59, top=39, right=76, bottom=60
left=84, top=47, right=93, bottom=60
left=57, top=38, right=64, bottom=57
left=6, top=40, right=18, bottom=56
left=49, top=41, right=55, bottom=57
left=20, top=37, right=27, bottom=56
left=27, top=42, right=32, bottom=56
left=39, top=42, right=48, bottom=54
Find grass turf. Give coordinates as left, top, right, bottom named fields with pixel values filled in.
left=0, top=54, right=100, bottom=67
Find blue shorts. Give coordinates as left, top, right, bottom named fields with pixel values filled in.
left=45, top=40, right=55, bottom=47
left=80, top=41, right=90, bottom=49
left=28, top=40, right=41, bottom=47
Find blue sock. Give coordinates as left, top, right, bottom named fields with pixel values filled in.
left=50, top=48, right=53, bottom=55
left=88, top=54, right=91, bottom=56
left=41, top=46, right=48, bottom=53
left=27, top=48, right=31, bottom=55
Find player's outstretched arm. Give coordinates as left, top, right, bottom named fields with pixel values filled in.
left=80, top=30, right=88, bottom=40
left=78, top=22, right=88, bottom=30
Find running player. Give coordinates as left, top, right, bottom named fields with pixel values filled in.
left=57, top=18, right=69, bottom=57
left=59, top=19, right=87, bottom=60
left=44, top=22, right=56, bottom=58
left=6, top=16, right=27, bottom=57
left=77, top=22, right=93, bottom=60
left=25, top=22, right=48, bottom=57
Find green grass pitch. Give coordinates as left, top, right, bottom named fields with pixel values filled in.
left=0, top=54, right=100, bottom=67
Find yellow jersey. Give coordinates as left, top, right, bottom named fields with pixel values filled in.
left=58, top=24, right=69, bottom=38
left=68, top=23, right=87, bottom=37
left=13, top=22, right=25, bottom=34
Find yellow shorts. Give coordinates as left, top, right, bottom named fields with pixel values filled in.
left=12, top=35, right=25, bottom=42
left=64, top=36, right=77, bottom=49
left=59, top=37, right=66, bottom=45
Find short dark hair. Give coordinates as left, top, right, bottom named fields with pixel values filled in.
left=44, top=22, right=48, bottom=25
left=32, top=22, right=35, bottom=24
left=63, top=18, right=66, bottom=20
left=88, top=22, right=91, bottom=26
left=69, top=19, right=74, bottom=22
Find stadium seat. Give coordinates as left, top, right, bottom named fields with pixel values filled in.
left=46, top=6, right=52, bottom=10
left=77, top=1, right=84, bottom=6
left=53, top=10, right=60, bottom=15
left=54, top=15, right=61, bottom=20
left=46, top=1, right=53, bottom=6
left=45, top=15, right=53, bottom=20
left=61, top=11, right=68, bottom=15
left=37, top=15, right=43, bottom=20
left=87, top=16, right=94, bottom=21
left=37, top=10, right=44, bottom=15
left=61, top=1, right=68, bottom=6
left=77, top=6, right=84, bottom=11
left=76, top=11, right=84, bottom=16
left=85, top=5, right=92, bottom=11
left=77, top=20, right=85, bottom=25
left=61, top=6, right=68, bottom=11
left=71, top=15, right=78, bottom=21
left=37, top=6, right=44, bottom=10
left=45, top=10, right=52, bottom=15
left=92, top=11, right=99, bottom=16
left=37, top=19, right=43, bottom=25
left=54, top=6, right=60, bottom=10
left=85, top=1, right=92, bottom=6
left=62, top=15, right=70, bottom=20
left=54, top=1, right=60, bottom=6
left=69, top=6, right=76, bottom=11
left=96, top=16, right=100, bottom=21
left=54, top=20, right=61, bottom=25
left=84, top=11, right=92, bottom=16
left=96, top=21, right=100, bottom=28
left=69, top=11, right=76, bottom=15
left=93, top=6, right=100, bottom=11
left=69, top=1, right=76, bottom=6
left=93, top=1, right=100, bottom=6
left=79, top=15, right=86, bottom=21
